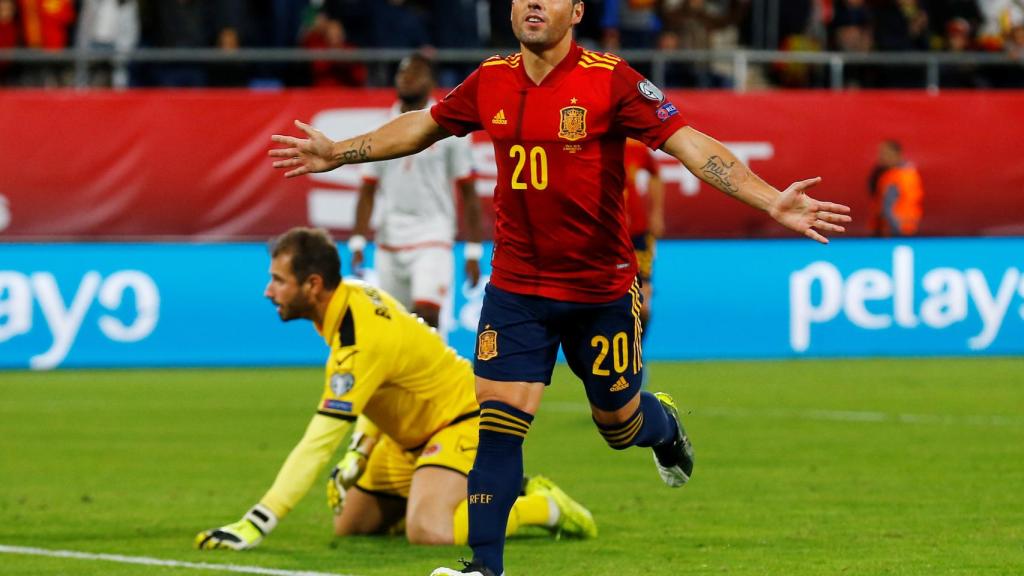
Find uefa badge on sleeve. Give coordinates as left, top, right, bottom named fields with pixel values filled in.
left=330, top=372, right=355, bottom=397
left=637, top=79, right=665, bottom=103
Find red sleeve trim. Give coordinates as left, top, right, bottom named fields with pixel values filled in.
left=647, top=117, right=689, bottom=151
left=430, top=104, right=471, bottom=137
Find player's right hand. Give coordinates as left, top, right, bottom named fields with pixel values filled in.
left=326, top=450, right=367, bottom=514
left=195, top=519, right=263, bottom=550
left=195, top=504, right=278, bottom=551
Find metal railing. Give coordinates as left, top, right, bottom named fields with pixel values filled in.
left=1, top=47, right=1021, bottom=91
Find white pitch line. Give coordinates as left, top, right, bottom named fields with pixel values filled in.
left=540, top=401, right=1023, bottom=427
left=0, top=544, right=363, bottom=576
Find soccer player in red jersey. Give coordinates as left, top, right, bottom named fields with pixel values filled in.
left=269, top=2, right=851, bottom=574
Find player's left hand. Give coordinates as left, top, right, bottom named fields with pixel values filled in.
left=269, top=120, right=339, bottom=178
left=768, top=177, right=852, bottom=244
left=465, top=259, right=481, bottom=288
left=195, top=504, right=278, bottom=551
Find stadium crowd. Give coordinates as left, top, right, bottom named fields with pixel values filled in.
left=0, top=0, right=1022, bottom=88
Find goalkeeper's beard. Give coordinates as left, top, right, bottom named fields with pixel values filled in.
left=273, top=295, right=315, bottom=322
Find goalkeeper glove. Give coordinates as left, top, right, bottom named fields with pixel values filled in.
left=195, top=504, right=278, bottom=551
left=326, top=433, right=371, bottom=514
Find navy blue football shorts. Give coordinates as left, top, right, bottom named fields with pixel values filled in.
left=473, top=281, right=645, bottom=412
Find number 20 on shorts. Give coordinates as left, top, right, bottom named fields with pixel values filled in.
left=509, top=145, right=548, bottom=190
left=591, top=332, right=631, bottom=376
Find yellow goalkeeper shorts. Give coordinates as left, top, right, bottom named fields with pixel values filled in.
left=355, top=414, right=478, bottom=499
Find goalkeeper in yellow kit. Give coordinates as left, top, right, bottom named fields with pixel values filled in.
left=195, top=227, right=596, bottom=550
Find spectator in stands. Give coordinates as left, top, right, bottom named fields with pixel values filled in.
left=322, top=0, right=371, bottom=47
left=0, top=0, right=18, bottom=85
left=302, top=11, right=367, bottom=87
left=659, top=0, right=744, bottom=87
left=976, top=0, right=1024, bottom=51
left=142, top=0, right=217, bottom=87
left=998, top=22, right=1024, bottom=85
left=832, top=0, right=874, bottom=86
left=75, top=0, right=140, bottom=87
left=874, top=0, right=930, bottom=51
left=17, top=0, right=73, bottom=85
left=208, top=25, right=252, bottom=87
left=773, top=0, right=826, bottom=87
left=17, top=0, right=73, bottom=50
left=1008, top=22, right=1024, bottom=58
left=602, top=0, right=661, bottom=49
left=868, top=140, right=924, bottom=237
left=874, top=0, right=930, bottom=86
left=940, top=17, right=986, bottom=86
left=929, top=0, right=982, bottom=42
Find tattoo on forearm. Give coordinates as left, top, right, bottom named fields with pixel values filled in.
left=341, top=138, right=372, bottom=163
left=701, top=155, right=739, bottom=195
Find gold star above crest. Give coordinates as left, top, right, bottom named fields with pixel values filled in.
left=570, top=97, right=578, bottom=104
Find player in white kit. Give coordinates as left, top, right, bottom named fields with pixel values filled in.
left=348, top=53, right=484, bottom=328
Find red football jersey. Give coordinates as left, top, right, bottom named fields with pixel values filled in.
left=431, top=43, right=687, bottom=302
left=623, top=138, right=660, bottom=237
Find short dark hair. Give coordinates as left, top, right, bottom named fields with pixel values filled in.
left=400, top=52, right=436, bottom=81
left=270, top=227, right=342, bottom=290
left=883, top=139, right=902, bottom=154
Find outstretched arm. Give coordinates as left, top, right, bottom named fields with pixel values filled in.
left=662, top=126, right=851, bottom=244
left=269, top=111, right=451, bottom=178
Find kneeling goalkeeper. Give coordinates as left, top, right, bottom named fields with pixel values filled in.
left=196, top=227, right=595, bottom=549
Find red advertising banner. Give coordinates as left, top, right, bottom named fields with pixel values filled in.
left=0, top=90, right=1022, bottom=239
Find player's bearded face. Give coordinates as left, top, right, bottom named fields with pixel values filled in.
left=265, top=256, right=317, bottom=322
left=511, top=0, right=582, bottom=49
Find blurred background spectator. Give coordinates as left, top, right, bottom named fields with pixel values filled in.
left=940, top=17, right=986, bottom=86
left=659, top=0, right=746, bottom=87
left=0, top=0, right=1020, bottom=89
left=831, top=0, right=875, bottom=87
left=602, top=0, right=661, bottom=50
left=18, top=0, right=74, bottom=85
left=302, top=10, right=367, bottom=87
left=75, top=0, right=139, bottom=87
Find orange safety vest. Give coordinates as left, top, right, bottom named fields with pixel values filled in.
left=874, top=164, right=924, bottom=236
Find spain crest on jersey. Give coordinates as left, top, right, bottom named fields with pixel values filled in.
left=477, top=329, right=498, bottom=361
left=558, top=105, right=588, bottom=142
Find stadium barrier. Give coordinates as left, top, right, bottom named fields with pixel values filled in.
left=1, top=46, right=1022, bottom=91
left=1, top=238, right=1021, bottom=370
left=1, top=90, right=1023, bottom=241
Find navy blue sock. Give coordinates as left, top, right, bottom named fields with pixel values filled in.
left=596, top=391, right=677, bottom=449
left=468, top=400, right=533, bottom=575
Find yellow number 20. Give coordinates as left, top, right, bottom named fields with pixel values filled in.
left=591, top=332, right=630, bottom=376
left=509, top=145, right=548, bottom=191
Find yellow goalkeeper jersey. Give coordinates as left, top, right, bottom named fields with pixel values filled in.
left=315, top=279, right=478, bottom=450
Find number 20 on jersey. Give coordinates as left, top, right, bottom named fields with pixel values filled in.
left=509, top=145, right=548, bottom=191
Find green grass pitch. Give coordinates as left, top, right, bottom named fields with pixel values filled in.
left=1, top=358, right=1023, bottom=575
